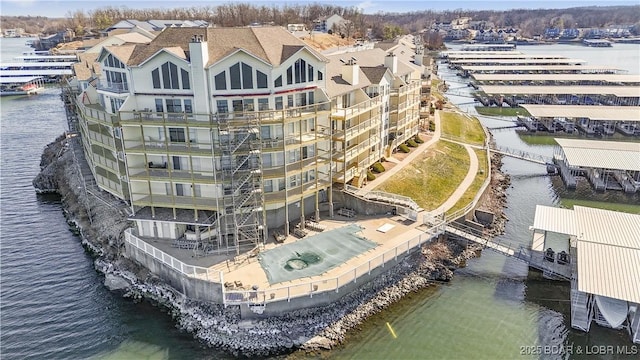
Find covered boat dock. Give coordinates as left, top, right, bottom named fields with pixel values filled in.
left=444, top=53, right=565, bottom=60
left=531, top=205, right=640, bottom=343
left=478, top=85, right=640, bottom=106
left=519, top=104, right=640, bottom=137
left=449, top=58, right=586, bottom=70
left=552, top=138, right=640, bottom=192
left=460, top=64, right=623, bottom=76
left=470, top=73, right=640, bottom=86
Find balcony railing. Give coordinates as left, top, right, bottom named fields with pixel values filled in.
left=77, top=102, right=117, bottom=125
left=119, top=102, right=330, bottom=126
left=333, top=118, right=379, bottom=140
left=124, top=140, right=215, bottom=156
left=130, top=193, right=219, bottom=210
left=88, top=129, right=116, bottom=149
left=97, top=81, right=129, bottom=94
left=128, top=167, right=216, bottom=183
left=331, top=96, right=382, bottom=120
left=335, top=135, right=380, bottom=163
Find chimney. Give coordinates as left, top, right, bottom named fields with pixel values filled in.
left=341, top=58, right=359, bottom=86
left=188, top=33, right=210, bottom=113
left=414, top=45, right=424, bottom=66
left=385, top=52, right=398, bottom=74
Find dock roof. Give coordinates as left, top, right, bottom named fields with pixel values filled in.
left=554, top=138, right=640, bottom=172
left=520, top=104, right=640, bottom=122
left=532, top=205, right=640, bottom=303
left=574, top=206, right=640, bottom=304
left=0, top=62, right=76, bottom=67
left=443, top=51, right=522, bottom=56
left=532, top=205, right=576, bottom=235
left=451, top=58, right=586, bottom=65
left=471, top=73, right=640, bottom=82
left=0, top=69, right=73, bottom=76
left=446, top=54, right=564, bottom=59
left=461, top=64, right=621, bottom=72
left=0, top=76, right=42, bottom=84
left=480, top=85, right=640, bottom=97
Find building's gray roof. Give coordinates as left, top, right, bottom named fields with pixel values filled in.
left=126, top=27, right=327, bottom=67
left=360, top=66, right=389, bottom=84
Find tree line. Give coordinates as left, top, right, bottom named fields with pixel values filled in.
left=3, top=3, right=639, bottom=41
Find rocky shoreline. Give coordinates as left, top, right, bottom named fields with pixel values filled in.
left=32, top=134, right=508, bottom=358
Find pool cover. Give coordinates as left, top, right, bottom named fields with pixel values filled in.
left=258, top=224, right=377, bottom=284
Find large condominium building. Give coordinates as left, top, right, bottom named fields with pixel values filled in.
left=72, top=27, right=423, bottom=256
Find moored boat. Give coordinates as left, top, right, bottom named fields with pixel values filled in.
left=0, top=76, right=45, bottom=96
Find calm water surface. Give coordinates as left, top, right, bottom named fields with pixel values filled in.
left=328, top=43, right=640, bottom=359
left=1, top=38, right=638, bottom=359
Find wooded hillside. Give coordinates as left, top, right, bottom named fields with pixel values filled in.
left=2, top=4, right=639, bottom=40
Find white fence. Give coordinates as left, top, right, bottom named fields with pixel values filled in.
left=124, top=229, right=221, bottom=283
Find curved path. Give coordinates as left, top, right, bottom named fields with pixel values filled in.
left=358, top=109, right=481, bottom=216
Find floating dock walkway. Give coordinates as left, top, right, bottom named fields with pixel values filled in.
left=445, top=223, right=571, bottom=280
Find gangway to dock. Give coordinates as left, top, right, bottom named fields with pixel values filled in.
left=489, top=146, right=553, bottom=166
left=445, top=223, right=571, bottom=280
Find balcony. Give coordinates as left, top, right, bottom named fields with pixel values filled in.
left=87, top=129, right=116, bottom=149
left=124, top=140, right=215, bottom=156
left=77, top=102, right=118, bottom=125
left=331, top=96, right=382, bottom=120
left=334, top=135, right=380, bottom=163
left=333, top=118, right=379, bottom=141
left=131, top=193, right=220, bottom=210
left=128, top=167, right=217, bottom=183
left=97, top=81, right=129, bottom=94
left=119, top=102, right=331, bottom=127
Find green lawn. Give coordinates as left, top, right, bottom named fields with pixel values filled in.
left=440, top=111, right=486, bottom=146
left=375, top=141, right=470, bottom=211
left=446, top=149, right=489, bottom=215
left=560, top=199, right=640, bottom=214
left=475, top=107, right=530, bottom=117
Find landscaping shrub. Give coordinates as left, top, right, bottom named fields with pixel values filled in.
left=372, top=162, right=385, bottom=173
left=407, top=139, right=418, bottom=147
left=414, top=135, right=424, bottom=143
left=429, top=121, right=436, bottom=132
left=398, top=143, right=410, bottom=153
left=366, top=170, right=376, bottom=181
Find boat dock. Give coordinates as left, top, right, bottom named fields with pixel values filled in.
left=553, top=138, right=640, bottom=193
left=530, top=205, right=640, bottom=344
left=583, top=39, right=613, bottom=47
left=520, top=105, right=640, bottom=137
left=445, top=223, right=571, bottom=280
left=0, top=76, right=45, bottom=96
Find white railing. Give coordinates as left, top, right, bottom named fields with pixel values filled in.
left=332, top=96, right=382, bottom=119
left=125, top=221, right=445, bottom=306
left=124, top=229, right=221, bottom=282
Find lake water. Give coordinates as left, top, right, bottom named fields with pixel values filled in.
left=0, top=38, right=637, bottom=359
